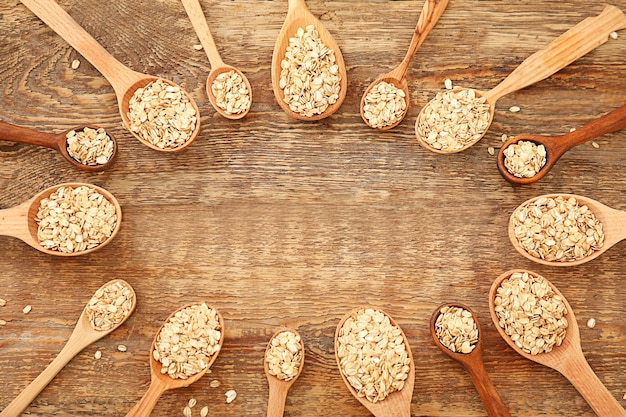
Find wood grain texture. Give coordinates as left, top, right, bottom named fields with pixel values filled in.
left=1, top=0, right=625, bottom=416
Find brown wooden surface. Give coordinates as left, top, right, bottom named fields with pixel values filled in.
left=1, top=1, right=625, bottom=416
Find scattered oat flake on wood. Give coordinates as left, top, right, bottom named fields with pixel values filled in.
left=210, top=379, right=221, bottom=388
left=587, top=318, right=596, bottom=328
left=444, top=78, right=452, bottom=90
left=487, top=147, right=495, bottom=156
left=117, top=344, right=127, bottom=352
left=23, top=305, right=32, bottom=314
left=193, top=44, right=203, bottom=50
left=188, top=398, right=197, bottom=408
left=225, top=389, right=237, bottom=403
left=200, top=406, right=209, bottom=417
left=610, top=31, right=618, bottom=39
left=183, top=405, right=192, bottom=417
left=94, top=350, right=102, bottom=359
left=0, top=298, right=6, bottom=306
left=0, top=319, right=6, bottom=326
left=569, top=127, right=577, bottom=132
left=509, top=106, right=521, bottom=113
left=591, top=141, right=600, bottom=148
left=71, top=59, right=80, bottom=69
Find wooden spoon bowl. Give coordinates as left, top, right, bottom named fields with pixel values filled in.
left=430, top=303, right=512, bottom=417
left=489, top=270, right=626, bottom=417
left=416, top=5, right=626, bottom=154
left=497, top=103, right=626, bottom=185
left=264, top=328, right=305, bottom=417
left=509, top=193, right=626, bottom=266
left=271, top=0, right=347, bottom=121
left=0, top=182, right=122, bottom=256
left=124, top=302, right=225, bottom=417
left=334, top=307, right=415, bottom=417
left=0, top=121, right=117, bottom=172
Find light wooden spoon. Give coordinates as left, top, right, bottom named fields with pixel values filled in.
left=0, top=182, right=122, bottom=256
left=497, top=103, right=626, bottom=185
left=19, top=0, right=201, bottom=152
left=509, top=193, right=626, bottom=267
left=430, top=303, right=512, bottom=417
left=489, top=269, right=626, bottom=417
left=264, top=328, right=305, bottom=417
left=124, top=302, right=224, bottom=417
left=271, top=0, right=347, bottom=120
left=0, top=121, right=117, bottom=172
left=0, top=279, right=136, bottom=417
left=334, top=307, right=415, bottom=417
left=416, top=5, right=626, bottom=154
left=360, top=0, right=449, bottom=130
left=180, top=0, right=252, bottom=119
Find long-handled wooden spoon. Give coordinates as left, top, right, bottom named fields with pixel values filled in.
left=19, top=0, right=200, bottom=152
left=271, top=0, right=347, bottom=120
left=416, top=5, right=626, bottom=154
left=0, top=182, right=122, bottom=256
left=497, top=103, right=626, bottom=185
left=0, top=121, right=117, bottom=172
left=360, top=0, right=449, bottom=130
left=124, top=302, right=224, bottom=417
left=489, top=270, right=626, bottom=417
left=509, top=193, right=626, bottom=266
left=180, top=0, right=252, bottom=119
left=335, top=307, right=415, bottom=417
left=430, top=303, right=512, bottom=417
left=264, top=328, right=305, bottom=417
left=0, top=279, right=136, bottom=417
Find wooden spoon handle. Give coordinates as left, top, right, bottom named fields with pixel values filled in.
left=180, top=0, right=224, bottom=69
left=485, top=5, right=626, bottom=102
left=466, top=363, right=512, bottom=417
left=266, top=382, right=289, bottom=417
left=0, top=121, right=59, bottom=150
left=124, top=379, right=168, bottom=417
left=0, top=202, right=32, bottom=242
left=559, top=103, right=626, bottom=148
left=19, top=0, right=141, bottom=94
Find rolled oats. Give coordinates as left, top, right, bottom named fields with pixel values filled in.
left=512, top=195, right=604, bottom=262
left=66, top=127, right=114, bottom=166
left=117, top=344, right=127, bottom=352
left=416, top=88, right=491, bottom=152
left=225, top=389, right=237, bottom=404
left=200, top=406, right=209, bottom=417
left=336, top=308, right=411, bottom=403
left=587, top=318, right=596, bottom=329
left=94, top=350, right=102, bottom=360
left=503, top=140, right=547, bottom=178
left=265, top=330, right=303, bottom=381
left=493, top=271, right=568, bottom=355
left=71, top=59, right=80, bottom=70
left=23, top=305, right=32, bottom=314
left=0, top=298, right=6, bottom=307
left=434, top=306, right=478, bottom=354
left=209, top=379, right=221, bottom=388
left=0, top=319, right=6, bottom=326
left=509, top=105, right=521, bottom=113
left=211, top=70, right=251, bottom=115
left=85, top=279, right=135, bottom=331
left=362, top=81, right=407, bottom=128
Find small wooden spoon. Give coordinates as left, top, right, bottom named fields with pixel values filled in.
left=264, top=328, right=305, bottom=417
left=430, top=303, right=512, bottom=417
left=489, top=270, right=626, bottom=417
left=416, top=5, right=626, bottom=154
left=0, top=182, right=122, bottom=256
left=271, top=0, right=348, bottom=121
left=0, top=121, right=117, bottom=172
left=0, top=279, right=136, bottom=417
left=180, top=0, right=252, bottom=119
left=334, top=307, right=415, bottom=417
left=19, top=0, right=201, bottom=152
left=360, top=0, right=449, bottom=130
left=509, top=193, right=626, bottom=267
left=124, top=303, right=225, bottom=417
left=497, top=103, right=626, bottom=185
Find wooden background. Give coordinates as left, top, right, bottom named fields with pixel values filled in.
left=1, top=0, right=625, bottom=416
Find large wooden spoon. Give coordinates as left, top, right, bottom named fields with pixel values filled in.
left=0, top=279, right=136, bottom=417
left=360, top=0, right=449, bottom=130
left=430, top=303, right=512, bottom=417
left=509, top=193, right=626, bottom=267
left=19, top=0, right=200, bottom=152
left=497, top=103, right=626, bottom=185
left=180, top=0, right=252, bottom=119
left=0, top=182, right=122, bottom=256
left=271, top=0, right=347, bottom=120
left=0, top=121, right=117, bottom=172
left=416, top=5, right=626, bottom=154
left=334, top=307, right=415, bottom=417
left=264, top=328, right=305, bottom=417
left=489, top=270, right=626, bottom=417
left=124, top=302, right=224, bottom=417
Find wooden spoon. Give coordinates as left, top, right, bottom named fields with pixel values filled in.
left=180, top=0, right=252, bottom=119
left=264, top=328, right=305, bottom=417
left=19, top=0, right=201, bottom=152
left=334, top=307, right=415, bottom=417
left=489, top=269, right=626, bottom=416
left=416, top=5, right=626, bottom=154
left=360, top=0, right=449, bottom=130
left=0, top=121, right=117, bottom=172
left=0, top=182, right=122, bottom=256
left=509, top=193, right=626, bottom=267
left=271, top=0, right=347, bottom=120
left=497, top=103, right=626, bottom=185
left=124, top=302, right=224, bottom=417
left=430, top=303, right=512, bottom=417
left=0, top=279, right=136, bottom=417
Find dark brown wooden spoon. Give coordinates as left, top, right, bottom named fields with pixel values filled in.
left=498, top=103, right=626, bottom=185
left=0, top=121, right=117, bottom=172
left=430, top=303, right=512, bottom=417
